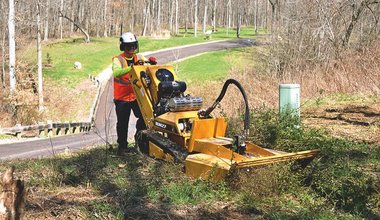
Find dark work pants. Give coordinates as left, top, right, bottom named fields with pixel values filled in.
left=114, top=99, right=146, bottom=150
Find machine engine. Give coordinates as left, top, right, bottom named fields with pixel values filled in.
left=154, top=77, right=202, bottom=116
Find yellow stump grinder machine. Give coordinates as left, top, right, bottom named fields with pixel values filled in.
left=130, top=61, right=319, bottom=181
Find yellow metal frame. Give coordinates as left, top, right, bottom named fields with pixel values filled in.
left=188, top=118, right=227, bottom=152
left=128, top=64, right=320, bottom=182
left=149, top=141, right=174, bottom=162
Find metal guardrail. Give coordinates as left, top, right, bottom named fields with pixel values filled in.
left=0, top=73, right=105, bottom=139
left=0, top=121, right=92, bottom=138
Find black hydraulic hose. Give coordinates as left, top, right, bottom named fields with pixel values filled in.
left=201, top=79, right=250, bottom=133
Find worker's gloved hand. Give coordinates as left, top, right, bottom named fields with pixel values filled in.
left=149, top=57, right=157, bottom=65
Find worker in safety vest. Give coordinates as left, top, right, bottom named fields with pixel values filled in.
left=112, top=32, right=157, bottom=155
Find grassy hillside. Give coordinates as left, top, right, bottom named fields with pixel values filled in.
left=1, top=28, right=379, bottom=219
left=0, top=104, right=378, bottom=219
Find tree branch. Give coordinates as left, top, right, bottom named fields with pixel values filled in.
left=58, top=11, right=90, bottom=43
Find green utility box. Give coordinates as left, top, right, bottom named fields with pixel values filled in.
left=279, top=84, right=300, bottom=118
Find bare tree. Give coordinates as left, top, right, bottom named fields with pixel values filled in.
left=142, top=0, right=151, bottom=36
left=236, top=0, right=241, bottom=38
left=203, top=0, right=208, bottom=33
left=227, top=0, right=231, bottom=35
left=268, top=0, right=278, bottom=32
left=157, top=0, right=161, bottom=31
left=185, top=0, right=189, bottom=33
left=59, top=0, right=64, bottom=39
left=37, top=0, right=44, bottom=111
left=58, top=10, right=90, bottom=42
left=342, top=0, right=380, bottom=47
left=194, top=0, right=198, bottom=36
left=1, top=0, right=6, bottom=89
left=175, top=0, right=179, bottom=34
left=8, top=0, right=16, bottom=95
left=43, top=0, right=50, bottom=41
left=254, top=0, right=258, bottom=33
left=212, top=0, right=216, bottom=32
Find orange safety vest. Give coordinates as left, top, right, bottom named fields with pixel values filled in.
left=113, top=53, right=143, bottom=102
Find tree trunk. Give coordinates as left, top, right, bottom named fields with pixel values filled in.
left=254, top=0, right=258, bottom=33
left=1, top=0, right=6, bottom=89
left=43, top=0, right=50, bottom=41
left=95, top=0, right=100, bottom=37
left=175, top=0, right=179, bottom=34
left=157, top=0, right=161, bottom=32
left=342, top=0, right=378, bottom=47
left=1, top=30, right=5, bottom=89
left=150, top=0, right=156, bottom=34
left=227, top=0, right=231, bottom=35
left=194, top=0, right=198, bottom=37
left=236, top=1, right=241, bottom=38
left=268, top=0, right=277, bottom=33
left=212, top=0, right=216, bottom=32
left=103, top=0, right=108, bottom=37
left=130, top=0, right=135, bottom=33
left=203, top=0, right=208, bottom=34
left=169, top=0, right=174, bottom=32
left=0, top=166, right=26, bottom=220
left=185, top=0, right=189, bottom=33
left=37, top=1, right=44, bottom=111
left=142, top=0, right=150, bottom=36
left=69, top=1, right=73, bottom=34
left=265, top=0, right=268, bottom=31
left=59, top=0, right=64, bottom=39
left=8, top=0, right=16, bottom=95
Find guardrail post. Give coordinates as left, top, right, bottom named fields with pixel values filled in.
left=15, top=124, right=22, bottom=138
left=79, top=123, right=84, bottom=133
left=86, top=123, right=91, bottom=132
left=64, top=121, right=70, bottom=135
left=47, top=120, right=53, bottom=137
left=71, top=122, right=79, bottom=134
left=38, top=122, right=45, bottom=138
left=55, top=123, right=62, bottom=136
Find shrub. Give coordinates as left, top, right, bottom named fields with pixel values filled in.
left=228, top=108, right=380, bottom=217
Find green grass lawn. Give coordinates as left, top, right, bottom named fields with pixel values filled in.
left=173, top=47, right=258, bottom=85
left=21, top=27, right=260, bottom=88
left=174, top=50, right=230, bottom=83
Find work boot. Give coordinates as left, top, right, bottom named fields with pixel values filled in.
left=117, top=147, right=134, bottom=156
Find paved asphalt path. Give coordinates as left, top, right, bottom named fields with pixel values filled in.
left=0, top=38, right=255, bottom=161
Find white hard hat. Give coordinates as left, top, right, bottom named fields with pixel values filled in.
left=119, top=32, right=139, bottom=52
left=120, top=32, right=137, bottom=43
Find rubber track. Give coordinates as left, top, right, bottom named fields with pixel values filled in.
left=142, top=130, right=188, bottom=163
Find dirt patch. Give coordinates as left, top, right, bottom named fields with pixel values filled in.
left=303, top=102, right=380, bottom=145
left=25, top=187, right=98, bottom=219
left=42, top=79, right=97, bottom=123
